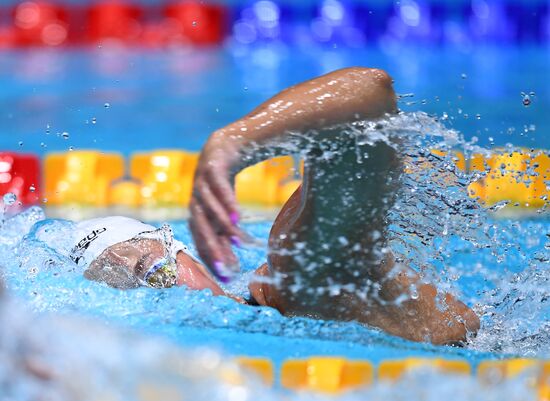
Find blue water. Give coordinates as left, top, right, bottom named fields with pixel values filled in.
left=0, top=211, right=476, bottom=367
left=0, top=45, right=548, bottom=155
left=1, top=171, right=549, bottom=371
left=0, top=208, right=472, bottom=363
left=0, top=45, right=550, bottom=396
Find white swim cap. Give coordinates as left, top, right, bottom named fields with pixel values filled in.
left=70, top=217, right=157, bottom=267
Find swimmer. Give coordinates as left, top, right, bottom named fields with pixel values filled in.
left=61, top=68, right=478, bottom=345
left=189, top=67, right=480, bottom=345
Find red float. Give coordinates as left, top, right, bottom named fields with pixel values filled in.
left=12, top=1, right=69, bottom=46
left=87, top=1, right=143, bottom=44
left=0, top=152, right=41, bottom=205
left=0, top=26, right=17, bottom=49
left=0, top=7, right=14, bottom=48
left=140, top=20, right=181, bottom=48
left=164, top=1, right=226, bottom=45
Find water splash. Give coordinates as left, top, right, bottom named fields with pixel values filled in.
left=0, top=112, right=548, bottom=367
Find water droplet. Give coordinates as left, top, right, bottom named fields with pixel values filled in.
left=18, top=141, right=23, bottom=147
left=461, top=73, right=467, bottom=79
left=40, top=142, right=47, bottom=148
left=91, top=117, right=97, bottom=124
left=104, top=102, right=110, bottom=109
left=69, top=146, right=74, bottom=151
left=3, top=192, right=16, bottom=206
left=521, top=91, right=535, bottom=107
left=192, top=21, right=197, bottom=27
left=61, top=131, right=69, bottom=139
left=476, top=114, right=481, bottom=120
left=244, top=86, right=248, bottom=91
left=29, top=185, right=35, bottom=192
left=397, top=93, right=415, bottom=99
left=337, top=236, right=349, bottom=246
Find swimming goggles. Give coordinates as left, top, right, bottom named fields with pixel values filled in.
left=142, top=257, right=178, bottom=289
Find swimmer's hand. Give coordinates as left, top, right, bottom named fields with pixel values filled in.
left=189, top=133, right=248, bottom=283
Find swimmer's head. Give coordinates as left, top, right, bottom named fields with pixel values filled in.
left=84, top=235, right=226, bottom=296
left=84, top=237, right=175, bottom=289
left=70, top=217, right=179, bottom=288
left=70, top=217, right=225, bottom=294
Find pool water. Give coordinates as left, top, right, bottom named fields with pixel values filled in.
left=2, top=111, right=550, bottom=366
left=1, top=199, right=550, bottom=389
left=0, top=45, right=549, bottom=398
left=0, top=45, right=548, bottom=155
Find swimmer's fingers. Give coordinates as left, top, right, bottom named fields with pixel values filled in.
left=220, top=235, right=239, bottom=268
left=205, top=166, right=241, bottom=226
left=189, top=199, right=225, bottom=265
left=189, top=200, right=239, bottom=283
left=194, top=178, right=247, bottom=243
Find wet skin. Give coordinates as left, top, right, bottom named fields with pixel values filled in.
left=84, top=238, right=225, bottom=295
left=190, top=67, right=480, bottom=345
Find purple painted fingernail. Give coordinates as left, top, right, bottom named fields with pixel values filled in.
left=230, top=211, right=240, bottom=225
left=213, top=260, right=224, bottom=272
left=230, top=235, right=242, bottom=247
left=213, top=260, right=233, bottom=283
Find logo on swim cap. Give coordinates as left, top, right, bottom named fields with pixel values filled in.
left=70, top=227, right=107, bottom=264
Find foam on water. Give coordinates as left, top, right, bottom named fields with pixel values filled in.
left=0, top=278, right=539, bottom=400
left=0, top=295, right=272, bottom=401
left=0, top=112, right=549, bottom=398
left=0, top=294, right=539, bottom=400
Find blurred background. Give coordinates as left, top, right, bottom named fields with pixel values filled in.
left=0, top=0, right=548, bottom=154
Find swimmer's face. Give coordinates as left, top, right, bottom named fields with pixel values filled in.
left=84, top=238, right=168, bottom=289
left=84, top=238, right=225, bottom=295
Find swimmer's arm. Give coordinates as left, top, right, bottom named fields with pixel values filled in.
left=190, top=67, right=397, bottom=278
left=207, top=67, right=397, bottom=166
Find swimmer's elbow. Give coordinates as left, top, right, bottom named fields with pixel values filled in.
left=337, top=67, right=397, bottom=117
left=336, top=67, right=393, bottom=88
left=369, top=69, right=395, bottom=100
